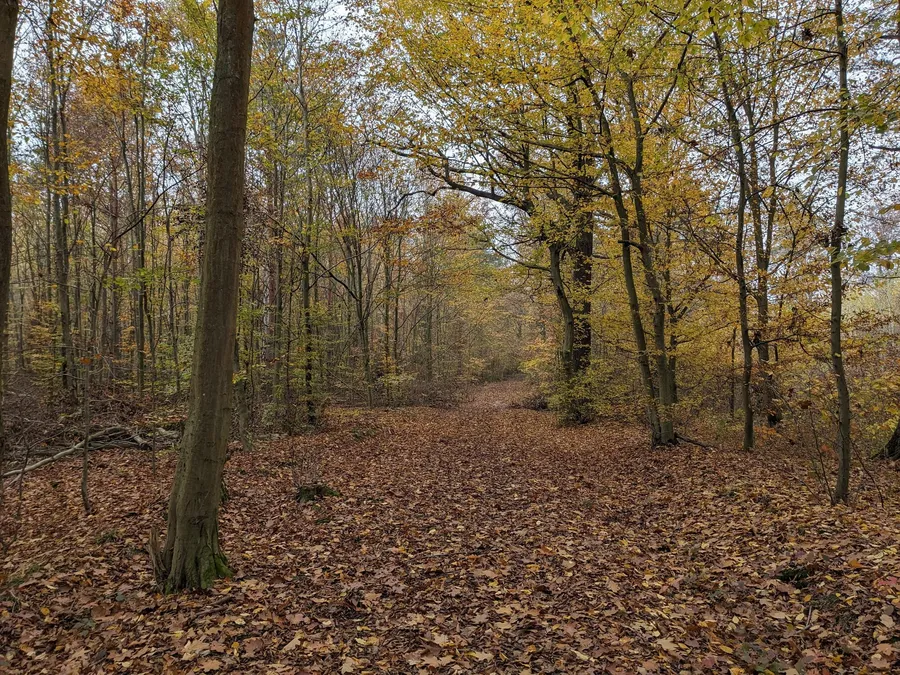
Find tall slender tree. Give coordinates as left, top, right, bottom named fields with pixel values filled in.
left=0, top=0, right=17, bottom=443
left=831, top=0, right=852, bottom=504
left=156, top=0, right=255, bottom=591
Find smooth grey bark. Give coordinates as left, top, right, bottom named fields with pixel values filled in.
left=158, top=0, right=254, bottom=591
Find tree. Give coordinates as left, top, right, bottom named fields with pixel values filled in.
left=830, top=0, right=852, bottom=504
left=0, top=0, right=17, bottom=443
left=155, top=0, right=254, bottom=591
left=711, top=20, right=757, bottom=452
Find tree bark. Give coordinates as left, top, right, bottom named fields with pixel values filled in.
left=743, top=97, right=779, bottom=427
left=300, top=76, right=316, bottom=424
left=600, top=115, right=662, bottom=443
left=621, top=82, right=676, bottom=444
left=881, top=418, right=900, bottom=460
left=713, top=29, right=755, bottom=451
left=570, top=195, right=593, bottom=376
left=548, top=242, right=576, bottom=374
left=159, top=0, right=254, bottom=591
left=0, top=0, right=16, bottom=448
left=831, top=0, right=852, bottom=504
left=47, top=10, right=76, bottom=393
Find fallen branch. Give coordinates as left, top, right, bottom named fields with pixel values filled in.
left=1, top=426, right=171, bottom=479
left=675, top=433, right=717, bottom=450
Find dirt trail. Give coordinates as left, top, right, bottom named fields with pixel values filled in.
left=459, top=377, right=533, bottom=411
left=2, top=383, right=899, bottom=673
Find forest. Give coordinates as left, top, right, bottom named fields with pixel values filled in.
left=0, top=0, right=899, bottom=672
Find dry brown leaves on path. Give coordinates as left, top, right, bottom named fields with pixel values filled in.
left=1, top=381, right=899, bottom=674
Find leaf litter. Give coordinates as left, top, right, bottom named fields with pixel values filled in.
left=1, top=381, right=899, bottom=673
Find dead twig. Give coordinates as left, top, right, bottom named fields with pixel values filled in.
left=1, top=426, right=172, bottom=480
left=674, top=433, right=717, bottom=450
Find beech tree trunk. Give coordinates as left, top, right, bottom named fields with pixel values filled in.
left=744, top=97, right=780, bottom=427
left=0, top=0, right=17, bottom=442
left=601, top=121, right=662, bottom=443
left=831, top=0, right=852, bottom=504
left=548, top=242, right=576, bottom=374
left=620, top=82, right=677, bottom=445
left=159, top=0, right=254, bottom=591
left=47, top=10, right=76, bottom=393
left=300, top=81, right=316, bottom=424
left=570, top=195, right=593, bottom=377
left=713, top=28, right=755, bottom=451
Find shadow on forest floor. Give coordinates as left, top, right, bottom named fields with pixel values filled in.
left=1, top=381, right=899, bottom=673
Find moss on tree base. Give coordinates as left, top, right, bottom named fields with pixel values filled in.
left=163, top=551, right=232, bottom=593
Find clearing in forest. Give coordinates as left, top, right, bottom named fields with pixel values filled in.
left=1, top=381, right=899, bottom=674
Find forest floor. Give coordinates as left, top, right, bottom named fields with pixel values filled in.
left=1, top=379, right=899, bottom=674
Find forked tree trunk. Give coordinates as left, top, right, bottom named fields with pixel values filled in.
left=600, top=101, right=673, bottom=445
left=158, top=0, right=254, bottom=591
left=742, top=95, right=780, bottom=427
left=0, top=0, right=17, bottom=444
left=47, top=12, right=76, bottom=393
left=601, top=121, right=662, bottom=443
left=713, top=28, right=754, bottom=451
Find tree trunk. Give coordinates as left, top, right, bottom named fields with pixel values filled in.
left=47, top=15, right=76, bottom=393
left=570, top=200, right=593, bottom=376
left=729, top=327, right=736, bottom=419
left=623, top=82, right=676, bottom=444
left=81, top=352, right=92, bottom=514
left=233, top=340, right=252, bottom=452
left=109, top=167, right=121, bottom=377
left=135, top=122, right=146, bottom=397
left=164, top=192, right=180, bottom=394
left=831, top=0, right=852, bottom=504
left=158, top=0, right=254, bottom=591
left=743, top=95, right=781, bottom=427
left=383, top=237, right=393, bottom=403
left=301, top=245, right=315, bottom=422
left=272, top=223, right=283, bottom=401
left=0, top=0, right=16, bottom=446
left=713, top=29, right=754, bottom=451
left=300, top=84, right=316, bottom=424
left=548, top=242, right=576, bottom=375
left=601, top=115, right=662, bottom=443
left=762, top=91, right=781, bottom=426
left=881, top=418, right=900, bottom=460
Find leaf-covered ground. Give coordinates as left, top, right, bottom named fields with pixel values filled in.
left=2, top=381, right=899, bottom=674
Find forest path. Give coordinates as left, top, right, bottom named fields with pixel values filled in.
left=459, top=376, right=534, bottom=411
left=2, top=383, right=900, bottom=673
